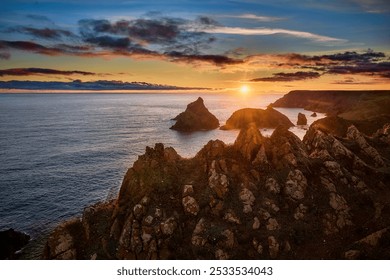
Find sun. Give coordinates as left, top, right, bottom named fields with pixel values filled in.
left=240, top=85, right=250, bottom=95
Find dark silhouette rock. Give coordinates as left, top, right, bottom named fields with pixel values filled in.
left=221, top=106, right=294, bottom=130
left=311, top=112, right=317, bottom=117
left=43, top=123, right=390, bottom=260
left=0, top=228, right=30, bottom=259
left=170, top=97, right=219, bottom=132
left=297, top=113, right=307, bottom=125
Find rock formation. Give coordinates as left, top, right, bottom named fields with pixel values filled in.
left=170, top=97, right=219, bottom=132
left=311, top=112, right=317, bottom=117
left=0, top=228, right=30, bottom=259
left=43, top=121, right=390, bottom=260
left=221, top=106, right=294, bottom=130
left=297, top=113, right=307, bottom=125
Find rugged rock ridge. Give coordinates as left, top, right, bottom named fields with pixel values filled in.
left=221, top=107, right=294, bottom=130
left=170, top=97, right=219, bottom=132
left=43, top=122, right=390, bottom=260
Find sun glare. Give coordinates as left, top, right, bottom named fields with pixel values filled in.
left=240, top=85, right=250, bottom=95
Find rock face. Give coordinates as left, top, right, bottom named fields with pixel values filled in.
left=221, top=106, right=294, bottom=130
left=170, top=97, right=219, bottom=132
left=43, top=122, right=390, bottom=260
left=297, top=113, right=307, bottom=125
left=0, top=228, right=30, bottom=259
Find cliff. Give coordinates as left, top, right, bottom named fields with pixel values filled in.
left=271, top=90, right=390, bottom=120
left=43, top=121, right=390, bottom=260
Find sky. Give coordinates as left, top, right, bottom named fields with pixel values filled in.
left=0, top=0, right=389, bottom=94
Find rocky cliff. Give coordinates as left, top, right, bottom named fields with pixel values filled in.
left=271, top=90, right=390, bottom=119
left=43, top=122, right=390, bottom=260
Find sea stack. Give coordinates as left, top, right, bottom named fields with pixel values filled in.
left=170, top=97, right=219, bottom=132
left=297, top=113, right=307, bottom=125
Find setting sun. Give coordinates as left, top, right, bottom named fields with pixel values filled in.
left=240, top=85, right=250, bottom=95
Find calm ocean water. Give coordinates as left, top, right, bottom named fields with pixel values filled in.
left=0, top=93, right=324, bottom=258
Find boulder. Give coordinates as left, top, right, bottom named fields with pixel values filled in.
left=297, top=113, right=307, bottom=125
left=0, top=228, right=30, bottom=259
left=221, top=106, right=293, bottom=130
left=311, top=112, right=317, bottom=117
left=170, top=97, right=219, bottom=132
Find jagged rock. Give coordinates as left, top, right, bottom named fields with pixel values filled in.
left=221, top=106, right=294, bottom=130
left=43, top=121, right=390, bottom=260
left=266, top=218, right=280, bottom=231
left=234, top=122, right=267, bottom=163
left=268, top=236, right=279, bottom=259
left=182, top=196, right=200, bottom=216
left=209, top=160, right=229, bottom=199
left=183, top=185, right=194, bottom=197
left=347, top=125, right=385, bottom=167
left=284, top=169, right=307, bottom=200
left=0, top=228, right=30, bottom=259
left=239, top=188, right=255, bottom=213
left=297, top=113, right=307, bottom=125
left=253, top=217, right=261, bottom=229
left=170, top=97, right=219, bottom=131
left=294, top=204, right=308, bottom=220
left=265, top=177, right=280, bottom=194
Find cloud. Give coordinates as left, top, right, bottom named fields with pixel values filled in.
left=251, top=71, right=321, bottom=82
left=219, top=13, right=284, bottom=22
left=12, top=27, right=74, bottom=40
left=165, top=51, right=244, bottom=66
left=201, top=26, right=346, bottom=42
left=0, top=68, right=96, bottom=77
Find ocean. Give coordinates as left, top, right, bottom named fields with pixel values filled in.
left=0, top=93, right=324, bottom=258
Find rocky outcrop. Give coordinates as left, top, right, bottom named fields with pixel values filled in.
left=271, top=90, right=390, bottom=117
left=43, top=122, right=390, bottom=260
left=0, top=228, right=30, bottom=259
left=170, top=97, right=219, bottom=132
left=221, top=106, right=294, bottom=130
left=297, top=113, right=307, bottom=125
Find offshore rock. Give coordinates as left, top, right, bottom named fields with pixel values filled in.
left=43, top=122, right=390, bottom=260
left=170, top=97, right=219, bottom=132
left=297, top=113, right=307, bottom=125
left=221, top=106, right=294, bottom=130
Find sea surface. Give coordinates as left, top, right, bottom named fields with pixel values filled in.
left=0, top=93, right=324, bottom=258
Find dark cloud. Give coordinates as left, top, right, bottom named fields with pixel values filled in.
left=166, top=51, right=244, bottom=66
left=4, top=26, right=75, bottom=40
left=78, top=16, right=216, bottom=54
left=251, top=71, right=321, bottom=82
left=326, top=61, right=390, bottom=78
left=263, top=50, right=390, bottom=79
left=84, top=35, right=131, bottom=49
left=0, top=68, right=96, bottom=77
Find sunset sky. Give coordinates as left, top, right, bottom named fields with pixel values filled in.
left=0, top=0, right=389, bottom=93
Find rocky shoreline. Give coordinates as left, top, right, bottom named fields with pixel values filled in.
left=42, top=119, right=390, bottom=259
